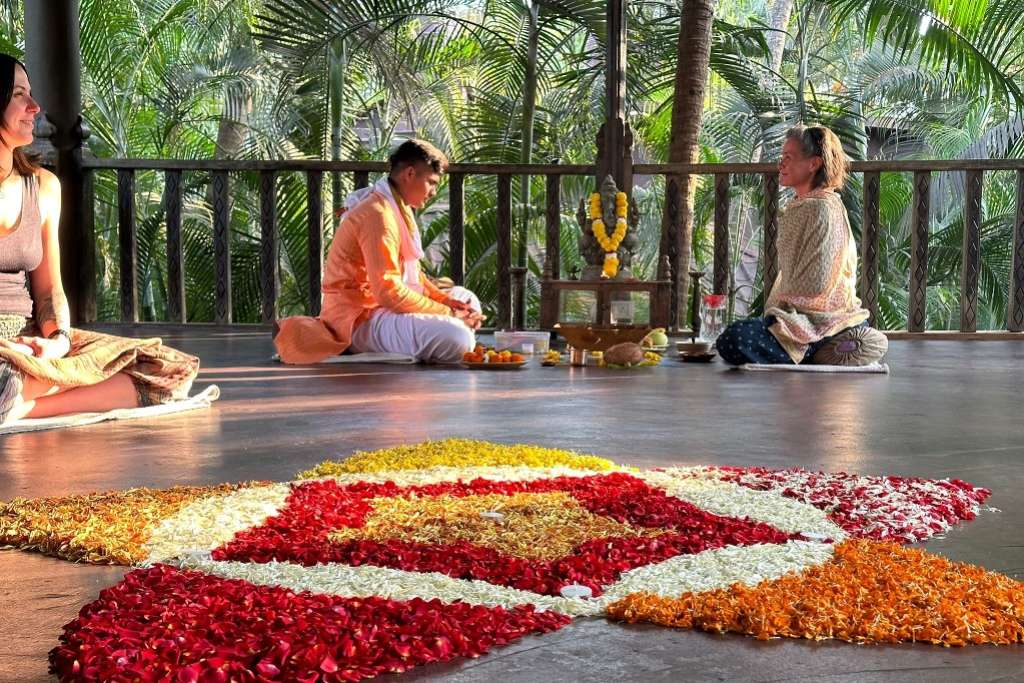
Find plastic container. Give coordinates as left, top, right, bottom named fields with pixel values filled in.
left=494, top=330, right=550, bottom=355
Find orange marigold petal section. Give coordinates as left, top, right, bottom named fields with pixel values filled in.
left=607, top=539, right=1024, bottom=646
left=0, top=483, right=262, bottom=565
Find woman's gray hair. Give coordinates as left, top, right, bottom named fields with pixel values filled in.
left=785, top=125, right=849, bottom=190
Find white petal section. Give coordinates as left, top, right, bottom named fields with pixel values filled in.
left=143, top=483, right=291, bottom=564
left=599, top=540, right=834, bottom=602
left=171, top=540, right=832, bottom=618
left=637, top=469, right=847, bottom=541
left=174, top=555, right=607, bottom=617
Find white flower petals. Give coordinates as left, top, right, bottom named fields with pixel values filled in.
left=636, top=469, right=846, bottom=541
left=144, top=483, right=290, bottom=564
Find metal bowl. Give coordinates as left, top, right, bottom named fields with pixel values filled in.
left=554, top=324, right=651, bottom=352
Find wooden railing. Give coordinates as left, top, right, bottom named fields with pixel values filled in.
left=82, top=157, right=1024, bottom=336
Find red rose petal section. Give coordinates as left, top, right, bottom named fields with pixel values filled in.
left=213, top=473, right=792, bottom=595
left=50, top=564, right=569, bottom=682
left=711, top=467, right=991, bottom=542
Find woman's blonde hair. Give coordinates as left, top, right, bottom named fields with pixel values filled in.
left=785, top=125, right=849, bottom=190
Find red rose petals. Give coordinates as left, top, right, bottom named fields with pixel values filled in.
left=50, top=564, right=569, bottom=682
left=213, top=473, right=792, bottom=595
left=710, top=467, right=991, bottom=542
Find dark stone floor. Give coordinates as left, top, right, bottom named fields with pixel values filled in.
left=1, top=326, right=1022, bottom=682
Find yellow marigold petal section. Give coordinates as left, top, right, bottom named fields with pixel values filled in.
left=0, top=483, right=260, bottom=565
left=607, top=539, right=1024, bottom=646
left=297, top=438, right=620, bottom=479
left=328, top=492, right=657, bottom=561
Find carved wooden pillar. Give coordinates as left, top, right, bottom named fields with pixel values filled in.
left=595, top=0, right=632, bottom=197
left=25, top=0, right=94, bottom=322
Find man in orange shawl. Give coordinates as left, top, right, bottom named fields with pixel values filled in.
left=274, top=140, right=482, bottom=364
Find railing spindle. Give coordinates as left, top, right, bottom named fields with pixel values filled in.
left=307, top=170, right=324, bottom=317
left=354, top=170, right=369, bottom=190
left=960, top=169, right=983, bottom=332
left=762, top=172, right=779, bottom=303
left=544, top=174, right=561, bottom=281
left=448, top=173, right=465, bottom=285
left=496, top=174, right=513, bottom=329
left=165, top=170, right=185, bottom=323
left=117, top=169, right=138, bottom=323
left=713, top=173, right=730, bottom=295
left=909, top=171, right=930, bottom=332
left=663, top=176, right=682, bottom=329
left=260, top=170, right=279, bottom=324
left=1010, top=170, right=1024, bottom=332
left=860, top=171, right=881, bottom=325
left=80, top=168, right=97, bottom=322
left=212, top=170, right=232, bottom=324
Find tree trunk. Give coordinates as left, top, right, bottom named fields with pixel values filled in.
left=661, top=0, right=716, bottom=329
left=516, top=2, right=540, bottom=327
left=733, top=0, right=793, bottom=317
left=330, top=37, right=347, bottom=216
left=766, top=0, right=794, bottom=73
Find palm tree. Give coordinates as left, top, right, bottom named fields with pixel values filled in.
left=663, top=0, right=717, bottom=327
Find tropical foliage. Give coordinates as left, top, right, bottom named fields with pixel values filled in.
left=1, top=0, right=1022, bottom=329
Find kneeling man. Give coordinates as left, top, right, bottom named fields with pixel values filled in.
left=274, top=139, right=483, bottom=364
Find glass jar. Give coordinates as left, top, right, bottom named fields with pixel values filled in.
left=701, top=293, right=727, bottom=342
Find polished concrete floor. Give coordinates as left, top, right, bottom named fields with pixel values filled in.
left=1, top=326, right=1022, bottom=682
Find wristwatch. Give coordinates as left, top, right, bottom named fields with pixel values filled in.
left=47, top=328, right=72, bottom=344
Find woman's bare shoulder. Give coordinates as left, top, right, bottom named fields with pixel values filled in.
left=34, top=167, right=60, bottom=196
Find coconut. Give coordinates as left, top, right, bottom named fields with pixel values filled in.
left=604, top=342, right=645, bottom=366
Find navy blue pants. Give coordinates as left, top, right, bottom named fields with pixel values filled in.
left=716, top=316, right=859, bottom=365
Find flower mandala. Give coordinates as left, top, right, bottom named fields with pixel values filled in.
left=0, top=439, right=1014, bottom=682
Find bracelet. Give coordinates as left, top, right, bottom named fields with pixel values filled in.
left=47, top=328, right=72, bottom=344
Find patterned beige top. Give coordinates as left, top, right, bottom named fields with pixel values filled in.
left=766, top=189, right=869, bottom=363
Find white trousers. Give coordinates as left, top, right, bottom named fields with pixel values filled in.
left=350, top=286, right=479, bottom=363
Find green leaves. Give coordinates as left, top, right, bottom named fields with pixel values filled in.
left=821, top=0, right=1024, bottom=109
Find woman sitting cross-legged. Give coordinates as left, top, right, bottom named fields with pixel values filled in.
left=0, top=54, right=200, bottom=426
left=716, top=125, right=888, bottom=367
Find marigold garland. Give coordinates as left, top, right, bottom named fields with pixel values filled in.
left=298, top=438, right=619, bottom=479
left=0, top=483, right=257, bottom=565
left=607, top=539, right=1024, bottom=646
left=589, top=191, right=629, bottom=279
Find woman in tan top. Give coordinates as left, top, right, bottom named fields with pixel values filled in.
left=0, top=54, right=200, bottom=425
left=716, top=125, right=888, bottom=366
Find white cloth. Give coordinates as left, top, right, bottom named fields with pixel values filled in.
left=350, top=306, right=476, bottom=364
left=445, top=285, right=482, bottom=314
left=343, top=179, right=424, bottom=293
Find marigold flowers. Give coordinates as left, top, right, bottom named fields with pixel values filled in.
left=298, top=439, right=619, bottom=479
left=0, top=439, right=1008, bottom=682
left=608, top=539, right=1024, bottom=647
left=589, top=191, right=629, bottom=278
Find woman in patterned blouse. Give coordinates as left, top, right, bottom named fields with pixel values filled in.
left=716, top=125, right=888, bottom=366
